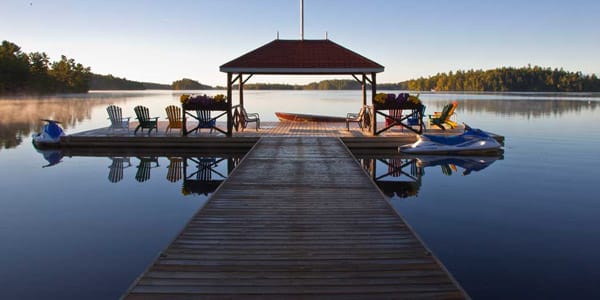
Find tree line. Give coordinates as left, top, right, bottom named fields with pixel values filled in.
left=0, top=40, right=91, bottom=94
left=90, top=74, right=170, bottom=90
left=405, top=65, right=600, bottom=92
left=217, top=80, right=403, bottom=91
left=3, top=39, right=599, bottom=94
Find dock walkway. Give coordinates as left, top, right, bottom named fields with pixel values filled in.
left=123, top=137, right=467, bottom=299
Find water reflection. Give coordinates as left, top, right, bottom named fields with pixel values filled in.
left=182, top=156, right=241, bottom=196
left=108, top=157, right=132, bottom=183
left=36, top=148, right=64, bottom=168
left=39, top=149, right=246, bottom=196
left=424, top=98, right=598, bottom=118
left=0, top=91, right=156, bottom=150
left=417, top=156, right=500, bottom=176
left=356, top=154, right=502, bottom=198
left=0, top=98, right=115, bottom=149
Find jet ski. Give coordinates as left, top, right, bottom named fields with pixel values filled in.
left=32, top=119, right=65, bottom=148
left=399, top=124, right=502, bottom=155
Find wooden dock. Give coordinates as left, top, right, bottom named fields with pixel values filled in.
left=123, top=137, right=467, bottom=299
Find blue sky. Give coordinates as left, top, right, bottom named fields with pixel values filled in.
left=2, top=0, right=599, bottom=85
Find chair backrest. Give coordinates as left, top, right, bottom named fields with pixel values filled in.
left=196, top=110, right=215, bottom=127
left=446, top=102, right=458, bottom=119
left=241, top=107, right=250, bottom=119
left=165, top=105, right=181, bottom=123
left=107, top=105, right=123, bottom=126
left=437, top=103, right=454, bottom=121
left=134, top=106, right=151, bottom=122
left=196, top=110, right=211, bottom=121
left=407, top=105, right=425, bottom=125
left=356, top=106, right=366, bottom=121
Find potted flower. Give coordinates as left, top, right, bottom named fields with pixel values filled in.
left=181, top=94, right=228, bottom=110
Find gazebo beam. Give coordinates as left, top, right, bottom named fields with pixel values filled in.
left=242, top=74, right=253, bottom=85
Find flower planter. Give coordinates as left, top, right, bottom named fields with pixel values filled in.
left=182, top=102, right=228, bottom=111
left=374, top=102, right=423, bottom=110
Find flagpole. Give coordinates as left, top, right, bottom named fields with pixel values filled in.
left=300, top=0, right=304, bottom=40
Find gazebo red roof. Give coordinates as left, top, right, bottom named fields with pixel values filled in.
left=220, top=39, right=384, bottom=74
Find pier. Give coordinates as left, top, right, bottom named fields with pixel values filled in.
left=122, top=137, right=467, bottom=299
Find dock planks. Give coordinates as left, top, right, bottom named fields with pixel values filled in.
left=123, top=137, right=467, bottom=299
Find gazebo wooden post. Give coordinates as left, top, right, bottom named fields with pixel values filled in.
left=370, top=72, right=377, bottom=135
left=239, top=73, right=244, bottom=110
left=362, top=74, right=367, bottom=107
left=227, top=72, right=233, bottom=137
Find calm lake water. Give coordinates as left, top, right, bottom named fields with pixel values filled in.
left=1, top=90, right=599, bottom=299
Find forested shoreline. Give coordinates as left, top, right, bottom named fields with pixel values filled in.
left=406, top=66, right=600, bottom=92
left=0, top=41, right=90, bottom=94
left=3, top=40, right=599, bottom=94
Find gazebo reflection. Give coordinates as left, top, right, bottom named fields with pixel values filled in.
left=182, top=155, right=242, bottom=196
left=358, top=156, right=423, bottom=198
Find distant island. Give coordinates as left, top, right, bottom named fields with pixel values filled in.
left=2, top=39, right=599, bottom=95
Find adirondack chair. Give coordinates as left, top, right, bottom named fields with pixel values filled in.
left=443, top=102, right=458, bottom=128
left=240, top=107, right=260, bottom=131
left=133, top=105, right=159, bottom=134
left=428, top=102, right=457, bottom=130
left=384, top=109, right=403, bottom=127
left=196, top=110, right=216, bottom=133
left=165, top=105, right=183, bottom=133
left=135, top=156, right=159, bottom=182
left=346, top=106, right=366, bottom=130
left=107, top=157, right=131, bottom=183
left=407, top=105, right=426, bottom=127
left=106, top=105, right=130, bottom=131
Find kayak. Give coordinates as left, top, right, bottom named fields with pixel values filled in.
left=275, top=112, right=346, bottom=122
left=399, top=125, right=502, bottom=155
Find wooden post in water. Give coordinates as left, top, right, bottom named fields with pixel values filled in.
left=370, top=72, right=377, bottom=135
left=227, top=73, right=233, bottom=137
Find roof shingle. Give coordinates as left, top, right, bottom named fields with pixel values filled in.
left=220, top=39, right=384, bottom=74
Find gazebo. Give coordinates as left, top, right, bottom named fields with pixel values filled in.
left=219, top=39, right=385, bottom=136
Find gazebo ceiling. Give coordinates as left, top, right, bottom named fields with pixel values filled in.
left=220, top=39, right=384, bottom=75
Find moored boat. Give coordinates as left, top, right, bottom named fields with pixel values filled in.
left=275, top=112, right=346, bottom=122
left=399, top=124, right=503, bottom=155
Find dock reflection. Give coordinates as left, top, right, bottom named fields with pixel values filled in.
left=38, top=148, right=247, bottom=197
left=355, top=154, right=502, bottom=198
